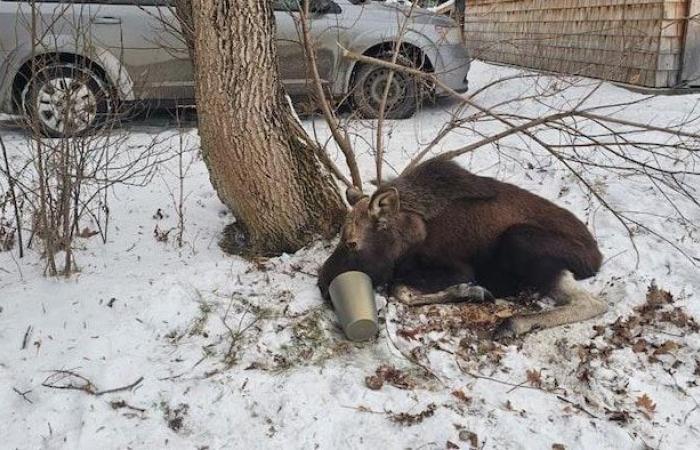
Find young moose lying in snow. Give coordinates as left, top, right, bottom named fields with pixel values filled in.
left=318, top=159, right=607, bottom=338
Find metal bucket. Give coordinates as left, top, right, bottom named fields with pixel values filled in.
left=328, top=271, right=378, bottom=342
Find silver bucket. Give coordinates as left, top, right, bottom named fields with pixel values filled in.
left=328, top=271, right=378, bottom=342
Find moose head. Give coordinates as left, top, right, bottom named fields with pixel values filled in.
left=317, top=185, right=427, bottom=299
left=341, top=186, right=427, bottom=255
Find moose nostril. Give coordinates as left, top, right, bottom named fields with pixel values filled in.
left=347, top=241, right=357, bottom=250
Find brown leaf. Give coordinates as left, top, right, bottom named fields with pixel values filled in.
left=552, top=445, right=566, bottom=450
left=446, top=441, right=459, bottom=450
left=380, top=365, right=415, bottom=390
left=396, top=328, right=421, bottom=341
left=365, top=364, right=415, bottom=391
left=653, top=340, right=679, bottom=356
left=659, top=308, right=699, bottom=332
left=526, top=369, right=542, bottom=388
left=635, top=394, right=656, bottom=417
left=458, top=430, right=479, bottom=448
left=632, top=339, right=648, bottom=353
left=451, top=389, right=472, bottom=404
left=645, top=282, right=673, bottom=306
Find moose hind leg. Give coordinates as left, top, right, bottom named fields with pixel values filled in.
left=494, top=271, right=607, bottom=338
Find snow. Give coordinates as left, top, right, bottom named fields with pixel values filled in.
left=1, top=61, right=699, bottom=449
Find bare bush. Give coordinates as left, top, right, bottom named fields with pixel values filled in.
left=0, top=1, right=173, bottom=275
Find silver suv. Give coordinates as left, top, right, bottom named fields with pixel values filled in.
left=0, top=0, right=470, bottom=137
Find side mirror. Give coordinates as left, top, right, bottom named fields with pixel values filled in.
left=309, top=0, right=340, bottom=14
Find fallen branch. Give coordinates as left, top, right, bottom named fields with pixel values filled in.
left=41, top=370, right=144, bottom=396
left=110, top=399, right=146, bottom=413
left=460, top=367, right=549, bottom=392
left=95, top=376, right=145, bottom=396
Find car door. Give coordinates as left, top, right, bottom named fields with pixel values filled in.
left=86, top=0, right=193, bottom=102
left=273, top=0, right=341, bottom=95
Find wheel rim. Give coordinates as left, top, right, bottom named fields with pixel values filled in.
left=362, top=68, right=409, bottom=113
left=35, top=76, right=97, bottom=135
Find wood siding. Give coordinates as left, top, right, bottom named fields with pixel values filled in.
left=464, top=0, right=691, bottom=87
left=682, top=0, right=700, bottom=84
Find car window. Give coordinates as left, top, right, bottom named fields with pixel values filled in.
left=2, top=0, right=174, bottom=5
left=273, top=0, right=300, bottom=12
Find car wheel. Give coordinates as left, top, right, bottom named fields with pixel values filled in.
left=23, top=62, right=114, bottom=138
left=351, top=54, right=420, bottom=120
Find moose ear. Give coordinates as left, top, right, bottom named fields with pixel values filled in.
left=345, top=187, right=366, bottom=206
left=369, top=187, right=400, bottom=219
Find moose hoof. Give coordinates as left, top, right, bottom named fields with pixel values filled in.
left=392, top=285, right=417, bottom=305
left=446, top=284, right=494, bottom=303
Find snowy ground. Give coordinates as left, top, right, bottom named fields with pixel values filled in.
left=1, top=62, right=699, bottom=450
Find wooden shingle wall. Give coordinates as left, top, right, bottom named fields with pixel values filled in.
left=464, top=0, right=689, bottom=87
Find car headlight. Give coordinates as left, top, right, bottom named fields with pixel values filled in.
left=434, top=25, right=462, bottom=45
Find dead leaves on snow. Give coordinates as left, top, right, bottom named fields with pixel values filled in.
left=579, top=282, right=697, bottom=376
left=396, top=301, right=526, bottom=341
left=387, top=403, right=437, bottom=426
left=605, top=393, right=657, bottom=423
left=365, top=364, right=416, bottom=391
left=577, top=282, right=698, bottom=424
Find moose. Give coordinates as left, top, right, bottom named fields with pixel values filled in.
left=318, top=158, right=607, bottom=338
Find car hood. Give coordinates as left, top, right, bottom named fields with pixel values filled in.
left=338, top=0, right=457, bottom=27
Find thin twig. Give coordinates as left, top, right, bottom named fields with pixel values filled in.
left=556, top=395, right=599, bottom=419
left=21, top=325, right=32, bottom=350
left=13, top=387, right=33, bottom=404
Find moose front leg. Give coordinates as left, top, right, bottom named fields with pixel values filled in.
left=391, top=259, right=492, bottom=306
left=392, top=283, right=494, bottom=306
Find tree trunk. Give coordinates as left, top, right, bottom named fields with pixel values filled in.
left=188, top=0, right=345, bottom=255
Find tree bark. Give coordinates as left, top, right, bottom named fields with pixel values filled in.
left=187, top=0, right=345, bottom=255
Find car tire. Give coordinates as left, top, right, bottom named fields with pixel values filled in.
left=23, top=62, right=114, bottom=138
left=351, top=54, right=420, bottom=120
